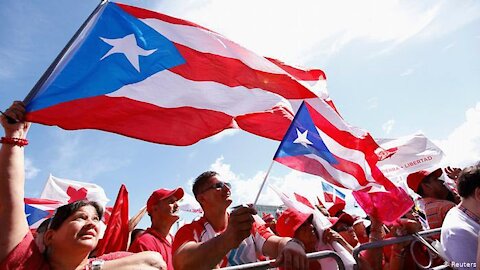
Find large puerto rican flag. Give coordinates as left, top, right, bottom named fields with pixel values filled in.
left=25, top=2, right=326, bottom=146
left=273, top=101, right=413, bottom=224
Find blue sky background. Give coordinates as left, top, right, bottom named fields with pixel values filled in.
left=1, top=0, right=479, bottom=228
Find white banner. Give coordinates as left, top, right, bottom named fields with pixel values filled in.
left=376, top=133, right=444, bottom=178
left=40, top=174, right=110, bottom=207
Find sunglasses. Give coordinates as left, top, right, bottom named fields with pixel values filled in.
left=200, top=181, right=231, bottom=194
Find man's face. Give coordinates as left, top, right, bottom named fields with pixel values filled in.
left=153, top=195, right=180, bottom=223
left=198, top=176, right=232, bottom=209
left=294, top=220, right=318, bottom=252
left=424, top=174, right=450, bottom=199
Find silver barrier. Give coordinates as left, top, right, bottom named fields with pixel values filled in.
left=218, top=250, right=346, bottom=270
left=352, top=228, right=452, bottom=270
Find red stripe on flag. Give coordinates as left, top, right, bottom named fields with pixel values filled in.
left=266, top=57, right=326, bottom=81
left=117, top=3, right=213, bottom=32
left=274, top=155, right=346, bottom=189
left=324, top=192, right=334, bottom=203
left=26, top=96, right=292, bottom=145
left=170, top=44, right=317, bottom=99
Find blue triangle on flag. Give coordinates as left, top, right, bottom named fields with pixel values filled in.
left=274, top=102, right=338, bottom=165
left=25, top=204, right=50, bottom=226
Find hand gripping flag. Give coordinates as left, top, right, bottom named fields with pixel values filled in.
left=273, top=101, right=413, bottom=224
left=24, top=198, right=63, bottom=229
left=24, top=2, right=327, bottom=146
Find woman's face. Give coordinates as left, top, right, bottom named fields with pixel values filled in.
left=46, top=205, right=101, bottom=253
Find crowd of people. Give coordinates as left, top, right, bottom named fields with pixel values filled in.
left=0, top=101, right=479, bottom=270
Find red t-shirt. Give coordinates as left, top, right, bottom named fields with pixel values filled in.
left=172, top=216, right=273, bottom=268
left=128, top=228, right=174, bottom=270
left=0, top=232, right=131, bottom=270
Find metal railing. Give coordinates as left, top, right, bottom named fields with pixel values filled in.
left=218, top=250, right=345, bottom=270
left=352, top=228, right=451, bottom=270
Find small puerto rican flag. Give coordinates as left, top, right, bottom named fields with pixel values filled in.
left=24, top=198, right=63, bottom=229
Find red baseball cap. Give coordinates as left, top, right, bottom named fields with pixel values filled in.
left=329, top=213, right=355, bottom=229
left=328, top=202, right=346, bottom=217
left=146, top=188, right=184, bottom=214
left=276, top=208, right=312, bottom=237
left=407, top=168, right=442, bottom=193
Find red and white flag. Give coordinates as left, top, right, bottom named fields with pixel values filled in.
left=40, top=174, right=110, bottom=207
left=376, top=133, right=444, bottom=178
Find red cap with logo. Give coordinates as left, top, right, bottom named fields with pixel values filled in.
left=146, top=188, right=184, bottom=214
left=276, top=208, right=312, bottom=237
left=407, top=168, right=442, bottom=193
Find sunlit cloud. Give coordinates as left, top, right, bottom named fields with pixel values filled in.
left=25, top=157, right=40, bottom=180
left=400, top=68, right=414, bottom=77
left=153, top=0, right=480, bottom=63
left=435, top=102, right=480, bottom=168
left=208, top=157, right=365, bottom=216
left=382, top=119, right=395, bottom=134
left=210, top=129, right=240, bottom=143
left=367, top=97, right=379, bottom=110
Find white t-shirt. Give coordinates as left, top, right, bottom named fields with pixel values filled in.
left=441, top=207, right=480, bottom=270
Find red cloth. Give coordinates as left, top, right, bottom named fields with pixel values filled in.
left=0, top=232, right=131, bottom=270
left=128, top=228, right=174, bottom=270
left=96, top=184, right=129, bottom=255
left=172, top=216, right=273, bottom=267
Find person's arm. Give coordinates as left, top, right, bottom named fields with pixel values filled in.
left=0, top=101, right=31, bottom=262
left=99, top=251, right=166, bottom=270
left=262, top=235, right=308, bottom=270
left=323, top=228, right=355, bottom=253
left=173, top=206, right=256, bottom=270
left=362, top=216, right=384, bottom=270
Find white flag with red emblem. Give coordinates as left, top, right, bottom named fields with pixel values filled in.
left=40, top=174, right=110, bottom=207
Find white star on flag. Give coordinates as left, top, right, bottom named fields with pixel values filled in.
left=100, top=34, right=157, bottom=72
left=293, top=128, right=313, bottom=148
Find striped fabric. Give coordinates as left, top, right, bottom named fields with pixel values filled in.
left=26, top=2, right=328, bottom=145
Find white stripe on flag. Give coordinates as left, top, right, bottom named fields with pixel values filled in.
left=142, top=19, right=287, bottom=75
left=107, top=69, right=292, bottom=116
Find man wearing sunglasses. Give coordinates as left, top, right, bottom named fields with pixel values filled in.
left=172, top=171, right=308, bottom=270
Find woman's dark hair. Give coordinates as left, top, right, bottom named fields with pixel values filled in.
left=48, top=200, right=103, bottom=230
left=192, top=171, right=218, bottom=197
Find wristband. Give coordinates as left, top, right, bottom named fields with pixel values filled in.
left=287, top=238, right=305, bottom=250
left=0, top=137, right=28, bottom=147
left=89, top=259, right=105, bottom=270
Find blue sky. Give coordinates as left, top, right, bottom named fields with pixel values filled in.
left=1, top=0, right=479, bottom=227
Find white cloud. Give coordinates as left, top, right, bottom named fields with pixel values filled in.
left=208, top=157, right=365, bottom=216
left=49, top=132, right=130, bottom=181
left=442, top=42, right=456, bottom=52
left=367, top=97, right=379, bottom=110
left=400, top=68, right=414, bottom=77
left=435, top=102, right=480, bottom=167
left=154, top=0, right=480, bottom=62
left=25, top=157, right=40, bottom=180
left=210, top=129, right=240, bottom=143
left=382, top=119, right=395, bottom=134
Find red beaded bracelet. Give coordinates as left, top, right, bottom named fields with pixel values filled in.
left=0, top=137, right=29, bottom=147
